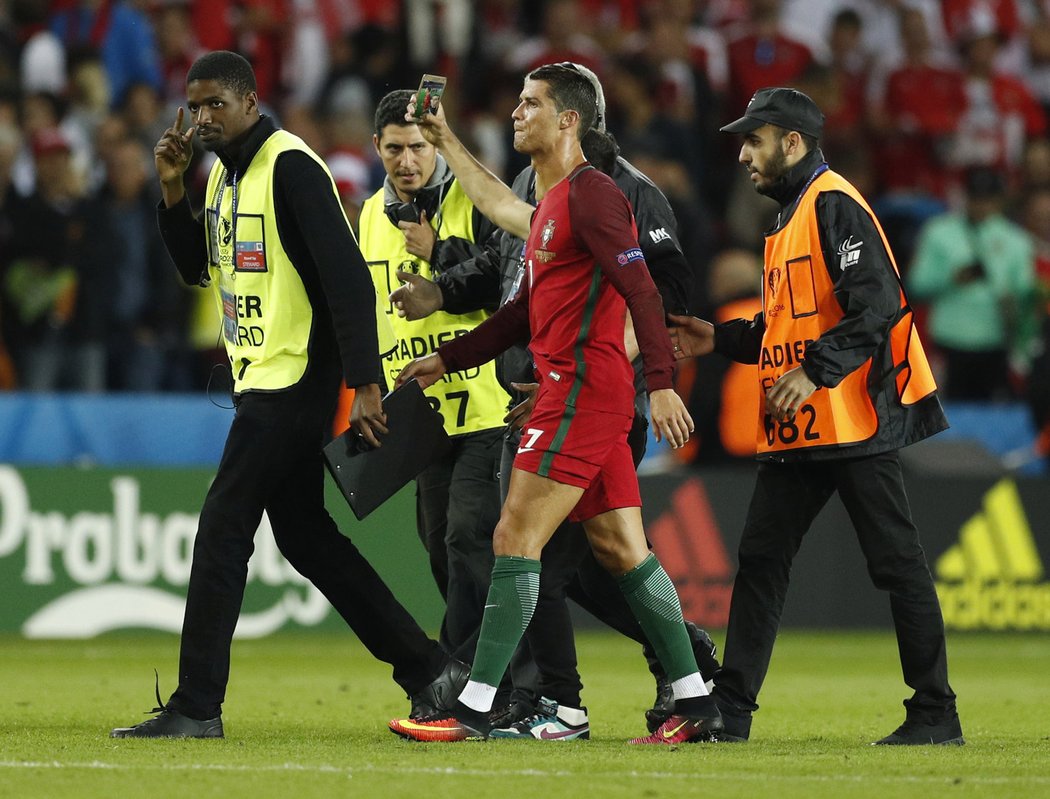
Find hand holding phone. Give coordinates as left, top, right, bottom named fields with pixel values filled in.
left=414, top=74, right=447, bottom=118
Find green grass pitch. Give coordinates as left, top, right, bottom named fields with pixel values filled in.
left=1, top=630, right=1048, bottom=799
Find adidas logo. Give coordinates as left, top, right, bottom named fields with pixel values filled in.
left=648, top=478, right=733, bottom=627
left=934, top=478, right=1050, bottom=630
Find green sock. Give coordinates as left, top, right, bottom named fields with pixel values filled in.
left=618, top=553, right=698, bottom=682
left=470, top=555, right=541, bottom=688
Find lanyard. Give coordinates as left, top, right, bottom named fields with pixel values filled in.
left=214, top=168, right=239, bottom=271
left=796, top=163, right=829, bottom=203
left=775, top=163, right=828, bottom=230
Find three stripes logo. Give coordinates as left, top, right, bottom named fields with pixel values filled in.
left=934, top=478, right=1050, bottom=630
left=648, top=478, right=733, bottom=627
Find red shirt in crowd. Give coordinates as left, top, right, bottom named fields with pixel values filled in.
left=942, top=0, right=1021, bottom=42
left=726, top=31, right=814, bottom=118
left=877, top=63, right=966, bottom=195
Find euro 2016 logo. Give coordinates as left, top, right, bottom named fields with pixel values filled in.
left=767, top=267, right=782, bottom=298
left=219, top=216, right=233, bottom=247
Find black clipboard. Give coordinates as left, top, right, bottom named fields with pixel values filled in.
left=323, top=379, right=451, bottom=520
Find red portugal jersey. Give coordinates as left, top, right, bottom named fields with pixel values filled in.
left=440, top=163, right=674, bottom=417
left=523, top=164, right=673, bottom=416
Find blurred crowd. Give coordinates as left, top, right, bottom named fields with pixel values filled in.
left=2, top=0, right=1050, bottom=461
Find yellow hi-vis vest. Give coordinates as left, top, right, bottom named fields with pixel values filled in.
left=359, top=181, right=509, bottom=435
left=204, top=131, right=394, bottom=393
left=759, top=169, right=938, bottom=454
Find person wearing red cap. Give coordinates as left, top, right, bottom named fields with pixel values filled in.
left=669, top=87, right=963, bottom=746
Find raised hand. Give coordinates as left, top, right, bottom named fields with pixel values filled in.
left=398, top=209, right=437, bottom=261
left=404, top=95, right=451, bottom=148
left=154, top=107, right=196, bottom=206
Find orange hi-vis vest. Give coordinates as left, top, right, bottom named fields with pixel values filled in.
left=717, top=295, right=763, bottom=457
left=758, top=169, right=938, bottom=455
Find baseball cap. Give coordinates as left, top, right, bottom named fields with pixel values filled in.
left=31, top=127, right=71, bottom=159
left=720, top=87, right=824, bottom=139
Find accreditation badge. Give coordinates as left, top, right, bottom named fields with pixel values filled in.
left=218, top=267, right=238, bottom=345
left=236, top=241, right=266, bottom=271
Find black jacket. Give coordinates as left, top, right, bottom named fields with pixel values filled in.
left=714, top=148, right=948, bottom=461
left=157, top=116, right=383, bottom=390
left=433, top=156, right=695, bottom=413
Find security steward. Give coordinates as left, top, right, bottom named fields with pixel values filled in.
left=111, top=51, right=467, bottom=739
left=358, top=89, right=505, bottom=698
left=668, top=88, right=963, bottom=746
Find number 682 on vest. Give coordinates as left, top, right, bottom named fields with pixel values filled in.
left=763, top=404, right=820, bottom=447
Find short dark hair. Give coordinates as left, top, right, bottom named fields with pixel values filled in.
left=833, top=8, right=862, bottom=31
left=526, top=63, right=598, bottom=139
left=186, top=51, right=256, bottom=96
left=581, top=128, right=620, bottom=174
left=374, top=89, right=416, bottom=136
left=771, top=124, right=819, bottom=153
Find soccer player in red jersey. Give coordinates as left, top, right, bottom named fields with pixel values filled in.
left=386, top=64, right=722, bottom=745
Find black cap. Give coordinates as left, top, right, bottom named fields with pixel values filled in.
left=720, top=87, right=824, bottom=139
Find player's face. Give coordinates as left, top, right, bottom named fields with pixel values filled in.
left=739, top=124, right=790, bottom=196
left=186, top=79, right=258, bottom=152
left=374, top=123, right=437, bottom=201
left=511, top=79, right=561, bottom=155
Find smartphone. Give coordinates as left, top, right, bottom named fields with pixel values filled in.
left=413, top=74, right=447, bottom=118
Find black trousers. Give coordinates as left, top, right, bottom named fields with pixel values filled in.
left=503, top=415, right=653, bottom=708
left=714, top=451, right=957, bottom=728
left=169, top=381, right=446, bottom=720
left=415, top=427, right=503, bottom=659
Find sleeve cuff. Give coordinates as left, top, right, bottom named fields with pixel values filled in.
left=800, top=358, right=825, bottom=388
left=646, top=371, right=675, bottom=393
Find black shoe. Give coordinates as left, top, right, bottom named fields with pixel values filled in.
left=872, top=715, right=965, bottom=746
left=711, top=730, right=748, bottom=743
left=488, top=698, right=537, bottom=730
left=410, top=658, right=470, bottom=719
left=643, top=622, right=720, bottom=732
left=111, top=708, right=223, bottom=739
left=713, top=698, right=752, bottom=742
left=111, top=672, right=223, bottom=739
left=685, top=622, right=720, bottom=683
left=644, top=674, right=674, bottom=733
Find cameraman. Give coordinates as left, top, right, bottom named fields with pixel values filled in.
left=357, top=89, right=503, bottom=710
left=909, top=167, right=1037, bottom=399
